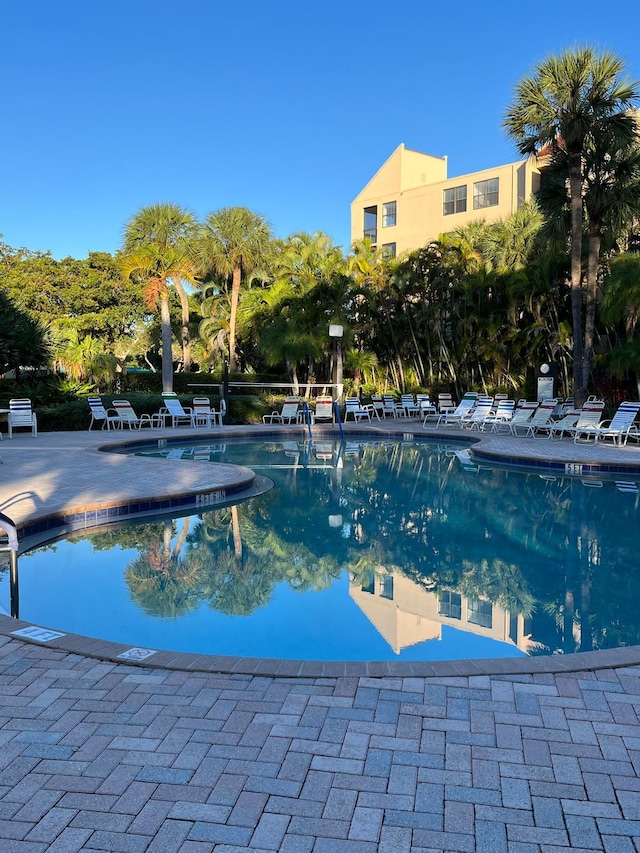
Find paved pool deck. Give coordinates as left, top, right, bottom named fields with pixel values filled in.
left=2, top=422, right=640, bottom=851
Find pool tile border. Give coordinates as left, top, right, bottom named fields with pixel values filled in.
left=4, top=612, right=640, bottom=678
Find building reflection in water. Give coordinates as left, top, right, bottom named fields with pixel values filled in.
left=350, top=569, right=530, bottom=655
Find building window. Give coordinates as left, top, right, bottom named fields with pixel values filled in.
left=467, top=599, right=493, bottom=628
left=361, top=572, right=375, bottom=594
left=473, top=178, right=499, bottom=210
left=363, top=206, right=377, bottom=243
left=382, top=201, right=397, bottom=228
left=443, top=185, right=467, bottom=215
left=380, top=575, right=394, bottom=600
left=381, top=243, right=396, bottom=259
left=438, top=591, right=462, bottom=620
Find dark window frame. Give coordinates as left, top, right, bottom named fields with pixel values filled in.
left=473, top=178, right=499, bottom=210
left=363, top=205, right=377, bottom=243
left=443, top=185, right=467, bottom=216
left=382, top=200, right=397, bottom=228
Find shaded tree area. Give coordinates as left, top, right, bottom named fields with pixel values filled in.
left=0, top=290, right=50, bottom=378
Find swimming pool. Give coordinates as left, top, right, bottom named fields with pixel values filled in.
left=2, top=436, right=640, bottom=662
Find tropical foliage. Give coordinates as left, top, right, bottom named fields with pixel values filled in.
left=2, top=47, right=640, bottom=406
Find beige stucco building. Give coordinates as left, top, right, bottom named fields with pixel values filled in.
left=350, top=143, right=542, bottom=256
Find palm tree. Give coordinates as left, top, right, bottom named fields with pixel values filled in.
left=121, top=204, right=198, bottom=391
left=536, top=126, right=640, bottom=390
left=199, top=207, right=273, bottom=373
left=504, top=46, right=639, bottom=405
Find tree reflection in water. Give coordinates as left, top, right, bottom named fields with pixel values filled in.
left=61, top=440, right=640, bottom=655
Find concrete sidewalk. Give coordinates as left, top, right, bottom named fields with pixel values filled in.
left=2, top=424, right=640, bottom=850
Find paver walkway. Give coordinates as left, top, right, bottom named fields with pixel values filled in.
left=2, top=424, right=640, bottom=850
left=3, top=637, right=640, bottom=852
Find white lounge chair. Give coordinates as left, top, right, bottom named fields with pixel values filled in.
left=313, top=396, right=334, bottom=424
left=482, top=399, right=516, bottom=431
left=551, top=400, right=605, bottom=440
left=543, top=400, right=602, bottom=440
left=8, top=398, right=37, bottom=438
left=574, top=401, right=640, bottom=445
left=192, top=397, right=225, bottom=428
left=400, top=395, right=420, bottom=417
left=461, top=398, right=494, bottom=430
left=438, top=393, right=455, bottom=414
left=87, top=396, right=119, bottom=431
left=160, top=393, right=194, bottom=428
left=111, top=400, right=154, bottom=429
left=383, top=394, right=403, bottom=418
left=514, top=400, right=557, bottom=437
left=418, top=395, right=437, bottom=423
left=344, top=398, right=372, bottom=422
left=504, top=402, right=539, bottom=435
left=428, top=392, right=478, bottom=428
left=263, top=396, right=301, bottom=425
left=370, top=395, right=384, bottom=420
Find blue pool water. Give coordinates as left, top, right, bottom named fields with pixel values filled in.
left=2, top=436, right=640, bottom=661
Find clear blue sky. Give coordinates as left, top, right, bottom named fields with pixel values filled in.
left=2, top=0, right=639, bottom=260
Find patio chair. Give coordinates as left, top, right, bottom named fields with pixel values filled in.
left=550, top=399, right=605, bottom=440
left=513, top=400, right=557, bottom=437
left=542, top=400, right=602, bottom=440
left=482, top=399, right=515, bottom=431
left=427, top=392, right=478, bottom=429
left=370, top=395, right=384, bottom=420
left=438, top=393, right=456, bottom=414
left=262, top=396, right=301, bottom=425
left=574, top=401, right=640, bottom=445
left=192, top=397, right=226, bottom=428
left=313, top=396, right=334, bottom=424
left=8, top=398, right=37, bottom=438
left=400, top=394, right=420, bottom=417
left=160, top=393, right=194, bottom=428
left=501, top=401, right=539, bottom=435
left=460, top=397, right=494, bottom=430
left=111, top=400, right=154, bottom=430
left=344, top=398, right=372, bottom=422
left=87, top=396, right=119, bottom=431
left=383, top=394, right=403, bottom=418
left=418, top=395, right=437, bottom=423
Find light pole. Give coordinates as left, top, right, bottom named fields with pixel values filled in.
left=329, top=324, right=343, bottom=405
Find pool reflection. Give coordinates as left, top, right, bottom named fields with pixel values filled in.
left=4, top=438, right=640, bottom=660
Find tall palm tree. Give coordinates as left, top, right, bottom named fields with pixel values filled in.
left=504, top=46, right=639, bottom=405
left=121, top=204, right=198, bottom=390
left=199, top=207, right=273, bottom=373
left=535, top=122, right=640, bottom=388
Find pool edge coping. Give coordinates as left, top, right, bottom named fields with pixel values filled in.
left=4, top=613, right=640, bottom=678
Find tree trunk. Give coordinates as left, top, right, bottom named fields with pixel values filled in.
left=231, top=505, right=243, bottom=559
left=160, top=293, right=173, bottom=393
left=228, top=264, right=242, bottom=373
left=569, top=153, right=585, bottom=406
left=172, top=277, right=191, bottom=373
left=582, top=227, right=601, bottom=393
left=172, top=518, right=190, bottom=560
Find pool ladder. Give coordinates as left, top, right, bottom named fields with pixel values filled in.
left=301, top=401, right=344, bottom=442
left=0, top=511, right=19, bottom=618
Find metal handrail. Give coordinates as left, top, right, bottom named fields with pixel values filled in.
left=0, top=511, right=18, bottom=554
left=0, top=511, right=19, bottom=618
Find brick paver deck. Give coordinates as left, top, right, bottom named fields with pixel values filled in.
left=2, top=422, right=640, bottom=850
